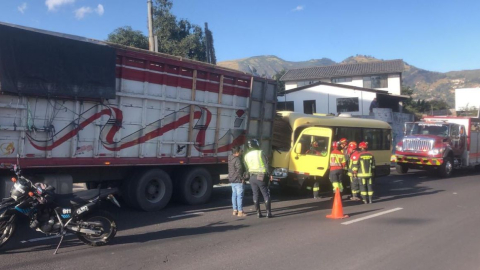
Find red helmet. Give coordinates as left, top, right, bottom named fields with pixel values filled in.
left=332, top=141, right=338, bottom=149
left=348, top=141, right=357, bottom=149
left=339, top=138, right=348, bottom=144
left=359, top=141, right=368, bottom=149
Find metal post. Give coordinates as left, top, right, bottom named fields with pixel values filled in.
left=154, top=35, right=158, bottom=52
left=147, top=0, right=154, bottom=52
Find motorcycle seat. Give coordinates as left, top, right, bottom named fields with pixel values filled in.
left=54, top=188, right=118, bottom=207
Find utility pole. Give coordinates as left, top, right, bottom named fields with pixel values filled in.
left=204, top=22, right=210, bottom=63
left=147, top=0, right=155, bottom=52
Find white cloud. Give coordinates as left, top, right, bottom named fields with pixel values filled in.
left=95, top=4, right=104, bottom=16
left=46, top=0, right=75, bottom=11
left=292, top=5, right=305, bottom=12
left=18, top=3, right=27, bottom=14
left=74, top=6, right=92, bottom=19
left=74, top=4, right=104, bottom=20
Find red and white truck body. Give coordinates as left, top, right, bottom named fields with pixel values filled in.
left=0, top=23, right=277, bottom=210
left=394, top=116, right=480, bottom=177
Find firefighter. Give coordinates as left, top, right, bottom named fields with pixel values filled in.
left=329, top=141, right=346, bottom=195
left=347, top=141, right=361, bottom=201
left=244, top=139, right=273, bottom=218
left=352, top=142, right=376, bottom=204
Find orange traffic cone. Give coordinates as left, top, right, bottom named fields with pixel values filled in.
left=326, top=188, right=349, bottom=219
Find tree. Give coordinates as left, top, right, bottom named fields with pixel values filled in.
left=273, top=70, right=286, bottom=93
left=106, top=26, right=148, bottom=50
left=151, top=0, right=211, bottom=61
left=401, top=85, right=450, bottom=118
left=106, top=0, right=216, bottom=63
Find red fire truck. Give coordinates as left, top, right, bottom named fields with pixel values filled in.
left=393, top=116, right=480, bottom=177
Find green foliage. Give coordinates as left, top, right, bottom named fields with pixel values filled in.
left=273, top=70, right=286, bottom=93
left=401, top=85, right=450, bottom=119
left=106, top=26, right=149, bottom=50
left=106, top=0, right=216, bottom=63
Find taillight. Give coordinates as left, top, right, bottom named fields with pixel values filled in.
left=11, top=177, right=17, bottom=182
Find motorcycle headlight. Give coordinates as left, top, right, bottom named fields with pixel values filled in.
left=272, top=168, right=288, bottom=178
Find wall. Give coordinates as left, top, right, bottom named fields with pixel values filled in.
left=279, top=85, right=376, bottom=116
left=285, top=73, right=401, bottom=95
left=455, top=88, right=480, bottom=111
left=362, top=108, right=414, bottom=152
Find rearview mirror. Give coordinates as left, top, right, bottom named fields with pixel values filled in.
left=295, top=143, right=302, bottom=154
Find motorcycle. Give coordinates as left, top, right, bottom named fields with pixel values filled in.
left=0, top=156, right=120, bottom=254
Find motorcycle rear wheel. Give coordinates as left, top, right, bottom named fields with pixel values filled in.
left=76, top=210, right=117, bottom=247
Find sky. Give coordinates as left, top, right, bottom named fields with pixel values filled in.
left=1, top=0, right=480, bottom=72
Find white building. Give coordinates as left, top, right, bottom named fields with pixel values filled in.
left=455, top=88, right=480, bottom=111
left=278, top=59, right=406, bottom=115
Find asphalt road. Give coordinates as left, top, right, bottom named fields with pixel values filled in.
left=1, top=169, right=480, bottom=270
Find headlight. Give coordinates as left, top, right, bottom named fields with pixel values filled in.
left=428, top=148, right=445, bottom=155
left=395, top=145, right=403, bottom=152
left=272, top=168, right=288, bottom=178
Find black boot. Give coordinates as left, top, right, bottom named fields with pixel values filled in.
left=265, top=201, right=273, bottom=218
left=368, top=195, right=373, bottom=204
left=254, top=201, right=263, bottom=218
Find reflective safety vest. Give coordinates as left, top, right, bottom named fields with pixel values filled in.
left=329, top=149, right=346, bottom=171
left=352, top=151, right=376, bottom=178
left=244, top=150, right=267, bottom=173
left=347, top=151, right=359, bottom=176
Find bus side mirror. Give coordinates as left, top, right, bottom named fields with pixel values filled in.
left=295, top=143, right=302, bottom=155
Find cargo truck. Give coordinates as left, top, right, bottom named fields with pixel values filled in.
left=0, top=23, right=277, bottom=211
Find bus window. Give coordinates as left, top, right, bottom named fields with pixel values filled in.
left=335, top=127, right=362, bottom=144
left=363, top=128, right=382, bottom=150
left=382, top=129, right=392, bottom=150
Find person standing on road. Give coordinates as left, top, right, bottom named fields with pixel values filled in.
left=352, top=142, right=376, bottom=204
left=228, top=146, right=247, bottom=217
left=244, top=139, right=273, bottom=218
left=347, top=141, right=361, bottom=201
left=329, top=141, right=346, bottom=196
left=306, top=140, right=326, bottom=199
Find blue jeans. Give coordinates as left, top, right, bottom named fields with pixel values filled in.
left=231, top=183, right=244, bottom=211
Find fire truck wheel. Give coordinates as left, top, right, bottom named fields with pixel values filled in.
left=177, top=167, right=212, bottom=205
left=129, top=169, right=173, bottom=211
left=438, top=157, right=453, bottom=178
left=395, top=164, right=409, bottom=174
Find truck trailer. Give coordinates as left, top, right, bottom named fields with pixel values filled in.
left=0, top=23, right=277, bottom=211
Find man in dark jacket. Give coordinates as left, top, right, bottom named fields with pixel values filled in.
left=228, top=146, right=247, bottom=217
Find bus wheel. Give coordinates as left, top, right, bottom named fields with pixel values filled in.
left=395, top=164, right=409, bottom=174
left=177, top=167, right=212, bottom=205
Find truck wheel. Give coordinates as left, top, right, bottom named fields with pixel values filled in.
left=438, top=157, right=453, bottom=178
left=395, top=164, right=409, bottom=174
left=177, top=167, right=212, bottom=205
left=130, top=169, right=173, bottom=211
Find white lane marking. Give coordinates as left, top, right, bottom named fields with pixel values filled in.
left=168, top=212, right=205, bottom=219
left=392, top=180, right=403, bottom=183
left=341, top=208, right=403, bottom=225
left=21, top=233, right=73, bottom=244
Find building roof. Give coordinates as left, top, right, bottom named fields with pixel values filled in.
left=280, top=59, right=404, bottom=82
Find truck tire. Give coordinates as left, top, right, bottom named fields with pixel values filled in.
left=395, top=164, right=409, bottom=174
left=438, top=157, right=453, bottom=178
left=129, top=169, right=173, bottom=211
left=177, top=167, right=212, bottom=205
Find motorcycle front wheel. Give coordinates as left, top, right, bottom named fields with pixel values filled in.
left=0, top=218, right=16, bottom=249
left=76, top=210, right=117, bottom=247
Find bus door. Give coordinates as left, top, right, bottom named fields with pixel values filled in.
left=289, top=127, right=333, bottom=178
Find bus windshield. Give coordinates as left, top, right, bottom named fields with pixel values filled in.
left=407, top=123, right=449, bottom=137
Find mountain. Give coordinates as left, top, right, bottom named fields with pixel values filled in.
left=217, top=55, right=480, bottom=107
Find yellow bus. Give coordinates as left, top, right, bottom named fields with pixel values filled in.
left=271, top=111, right=392, bottom=190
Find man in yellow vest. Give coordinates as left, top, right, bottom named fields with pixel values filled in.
left=352, top=142, right=376, bottom=204
left=244, top=139, right=273, bottom=218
